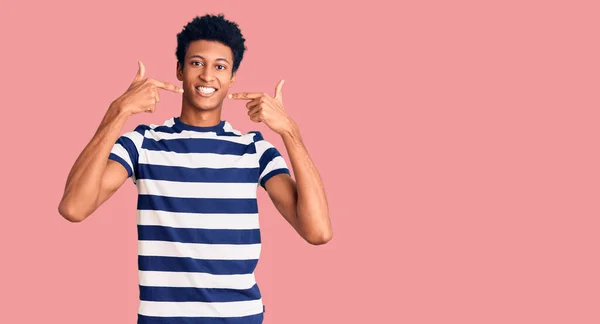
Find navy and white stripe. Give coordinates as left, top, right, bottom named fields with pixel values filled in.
left=108, top=117, right=289, bottom=323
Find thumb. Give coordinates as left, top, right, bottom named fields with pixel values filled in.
left=274, top=79, right=285, bottom=101
left=134, top=61, right=145, bottom=82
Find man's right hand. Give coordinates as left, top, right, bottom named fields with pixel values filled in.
left=113, top=61, right=184, bottom=115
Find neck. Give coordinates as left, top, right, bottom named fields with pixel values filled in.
left=179, top=104, right=223, bottom=127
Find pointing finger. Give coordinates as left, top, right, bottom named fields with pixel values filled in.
left=228, top=92, right=264, bottom=100
left=150, top=79, right=184, bottom=94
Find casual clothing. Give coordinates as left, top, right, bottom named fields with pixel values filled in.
left=109, top=117, right=289, bottom=323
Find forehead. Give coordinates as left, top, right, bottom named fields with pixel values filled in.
left=185, top=40, right=233, bottom=62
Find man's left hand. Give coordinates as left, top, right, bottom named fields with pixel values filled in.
left=228, top=80, right=296, bottom=135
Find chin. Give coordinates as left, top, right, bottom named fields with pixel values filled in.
left=195, top=105, right=218, bottom=111
left=184, top=94, right=222, bottom=111
left=194, top=101, right=221, bottom=111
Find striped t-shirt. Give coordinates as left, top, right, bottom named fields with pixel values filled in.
left=108, top=117, right=290, bottom=324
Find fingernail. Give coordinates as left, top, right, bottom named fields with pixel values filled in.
left=227, top=94, right=232, bottom=99
left=179, top=88, right=184, bottom=93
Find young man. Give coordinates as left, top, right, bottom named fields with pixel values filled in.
left=58, top=14, right=332, bottom=323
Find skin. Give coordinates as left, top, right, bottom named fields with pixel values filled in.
left=58, top=39, right=332, bottom=245
left=176, top=40, right=236, bottom=126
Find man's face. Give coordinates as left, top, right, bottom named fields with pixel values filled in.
left=177, top=40, right=236, bottom=111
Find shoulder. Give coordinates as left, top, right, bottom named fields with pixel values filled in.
left=120, top=117, right=177, bottom=147
left=221, top=121, right=268, bottom=143
left=130, top=117, right=180, bottom=137
left=247, top=131, right=277, bottom=154
left=248, top=130, right=265, bottom=142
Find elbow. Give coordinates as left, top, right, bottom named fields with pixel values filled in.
left=298, top=211, right=333, bottom=245
left=304, top=229, right=333, bottom=245
left=58, top=202, right=87, bottom=223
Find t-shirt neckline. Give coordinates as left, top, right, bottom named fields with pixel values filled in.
left=173, top=117, right=226, bottom=132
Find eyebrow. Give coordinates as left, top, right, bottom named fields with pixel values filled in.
left=188, top=55, right=230, bottom=64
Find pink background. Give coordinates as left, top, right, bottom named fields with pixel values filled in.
left=1, top=0, right=599, bottom=323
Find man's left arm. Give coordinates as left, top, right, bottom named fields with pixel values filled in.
left=265, top=123, right=332, bottom=245
left=229, top=80, right=333, bottom=245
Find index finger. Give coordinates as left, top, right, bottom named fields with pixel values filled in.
left=150, top=79, right=184, bottom=93
left=227, top=92, right=263, bottom=100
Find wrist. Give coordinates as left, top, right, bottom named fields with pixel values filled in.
left=102, top=100, right=131, bottom=128
left=109, top=99, right=132, bottom=118
left=280, top=119, right=301, bottom=140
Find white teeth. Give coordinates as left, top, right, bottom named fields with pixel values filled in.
left=196, top=86, right=216, bottom=94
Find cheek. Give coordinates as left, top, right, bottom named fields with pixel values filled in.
left=219, top=74, right=232, bottom=84
left=218, top=77, right=232, bottom=92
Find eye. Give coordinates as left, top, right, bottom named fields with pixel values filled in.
left=216, top=65, right=226, bottom=70
left=191, top=61, right=204, bottom=67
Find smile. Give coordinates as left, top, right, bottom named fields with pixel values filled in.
left=195, top=86, right=217, bottom=97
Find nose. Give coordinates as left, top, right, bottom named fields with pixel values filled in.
left=199, top=66, right=215, bottom=82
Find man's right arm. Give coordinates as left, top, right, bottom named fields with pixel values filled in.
left=58, top=104, right=132, bottom=222
left=58, top=61, right=183, bottom=222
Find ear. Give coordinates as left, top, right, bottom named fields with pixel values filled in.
left=176, top=61, right=183, bottom=81
left=229, top=72, right=236, bottom=87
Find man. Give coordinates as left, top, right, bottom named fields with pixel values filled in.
left=58, top=14, right=332, bottom=323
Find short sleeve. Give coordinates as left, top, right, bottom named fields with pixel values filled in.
left=252, top=131, right=291, bottom=189
left=108, top=125, right=146, bottom=184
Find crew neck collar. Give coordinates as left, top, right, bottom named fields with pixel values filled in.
left=173, top=117, right=226, bottom=132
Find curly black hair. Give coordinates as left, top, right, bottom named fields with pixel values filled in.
left=176, top=14, right=247, bottom=74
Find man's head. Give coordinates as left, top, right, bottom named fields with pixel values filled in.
left=175, top=14, right=246, bottom=111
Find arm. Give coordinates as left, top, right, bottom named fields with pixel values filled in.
left=264, top=124, right=332, bottom=245
left=58, top=104, right=131, bottom=222
left=229, top=80, right=332, bottom=245
left=58, top=61, right=183, bottom=222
